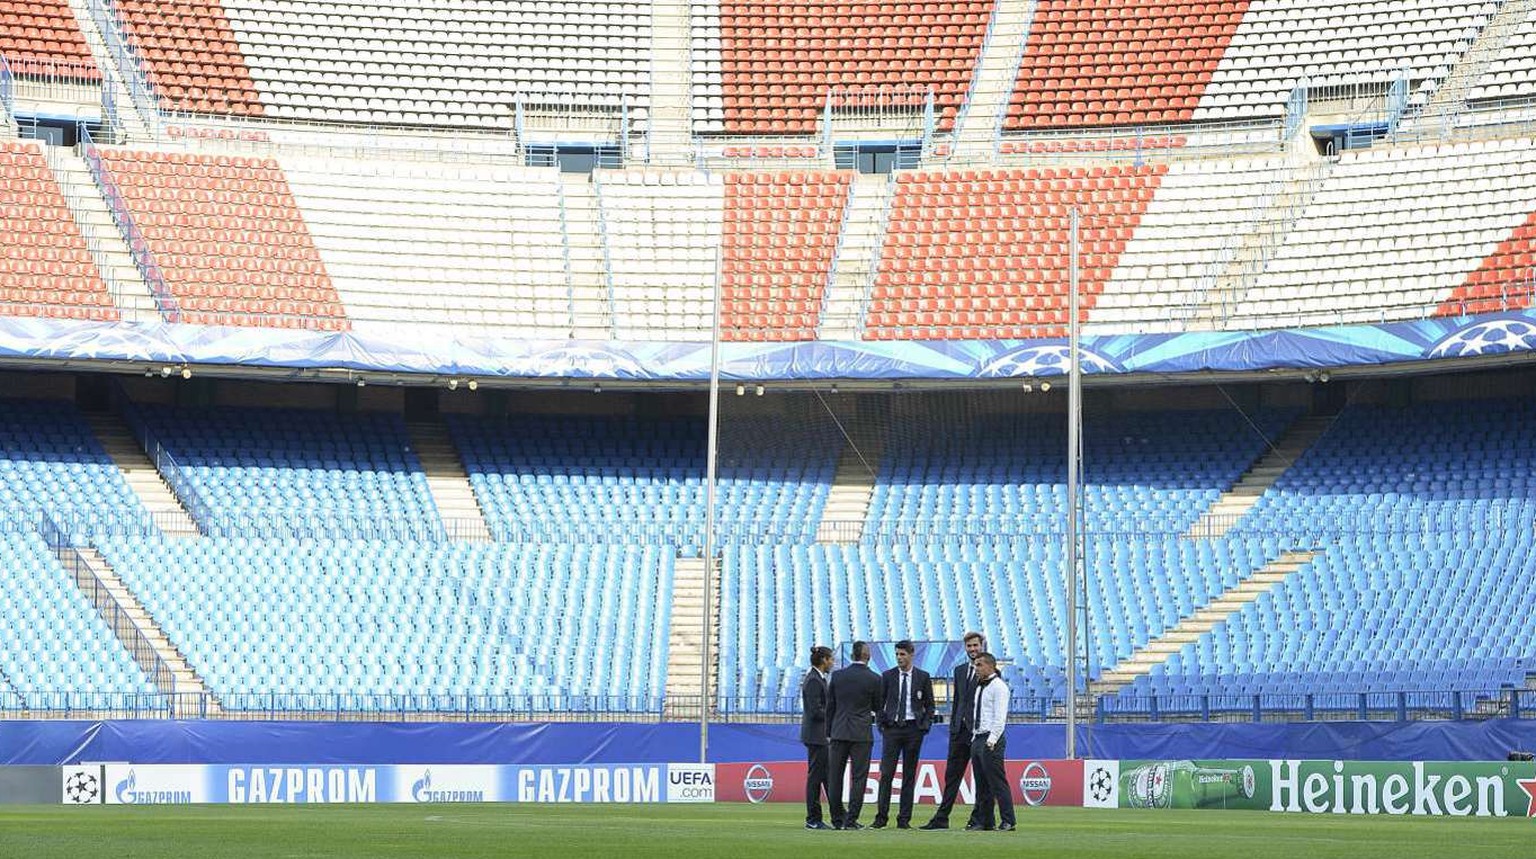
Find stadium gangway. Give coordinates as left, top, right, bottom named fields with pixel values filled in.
left=86, top=0, right=164, bottom=138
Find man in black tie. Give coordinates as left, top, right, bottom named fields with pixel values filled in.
left=969, top=652, right=1015, bottom=831
left=920, top=631, right=987, bottom=830
left=872, top=639, right=935, bottom=829
left=825, top=640, right=882, bottom=830
left=800, top=645, right=834, bottom=829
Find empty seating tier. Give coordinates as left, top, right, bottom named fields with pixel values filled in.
left=719, top=0, right=994, bottom=134
left=1228, top=137, right=1536, bottom=328
left=221, top=0, right=651, bottom=128
left=0, top=532, right=155, bottom=710
left=1437, top=208, right=1536, bottom=316
left=96, top=148, right=346, bottom=330
left=722, top=171, right=852, bottom=341
left=1192, top=0, right=1482, bottom=122
left=134, top=405, right=440, bottom=539
left=0, top=142, right=117, bottom=322
left=600, top=170, right=723, bottom=340
left=0, top=0, right=98, bottom=80
left=278, top=155, right=568, bottom=332
left=1468, top=9, right=1536, bottom=103
left=112, top=0, right=262, bottom=115
left=866, top=165, right=1167, bottom=340
left=1005, top=0, right=1247, bottom=130
left=449, top=409, right=838, bottom=551
left=98, top=538, right=673, bottom=712
left=0, top=398, right=151, bottom=536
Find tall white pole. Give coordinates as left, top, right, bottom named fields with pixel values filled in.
left=700, top=242, right=722, bottom=763
left=1065, top=207, right=1082, bottom=759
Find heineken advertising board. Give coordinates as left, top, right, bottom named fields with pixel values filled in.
left=1083, top=759, right=1536, bottom=818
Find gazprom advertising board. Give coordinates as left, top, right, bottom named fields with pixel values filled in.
left=61, top=763, right=715, bottom=805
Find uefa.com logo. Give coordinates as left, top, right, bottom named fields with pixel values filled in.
left=743, top=764, right=774, bottom=803
left=1019, top=761, right=1052, bottom=807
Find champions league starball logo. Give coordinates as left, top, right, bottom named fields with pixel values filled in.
left=64, top=771, right=99, bottom=805
left=978, top=344, right=1120, bottom=378
left=1088, top=766, right=1115, bottom=804
left=1428, top=318, right=1536, bottom=359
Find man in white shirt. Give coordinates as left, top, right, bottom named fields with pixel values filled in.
left=969, top=652, right=1015, bottom=831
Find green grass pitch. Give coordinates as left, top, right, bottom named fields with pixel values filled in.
left=0, top=803, right=1529, bottom=858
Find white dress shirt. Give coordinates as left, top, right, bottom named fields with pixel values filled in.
left=972, top=676, right=1009, bottom=745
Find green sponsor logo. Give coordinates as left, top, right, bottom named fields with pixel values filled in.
left=1270, top=760, right=1536, bottom=818
left=1113, top=759, right=1536, bottom=817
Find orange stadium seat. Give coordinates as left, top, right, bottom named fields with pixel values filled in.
left=95, top=149, right=346, bottom=331
left=0, top=141, right=118, bottom=322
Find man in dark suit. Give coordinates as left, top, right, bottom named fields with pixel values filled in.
left=920, top=631, right=987, bottom=830
left=825, top=640, right=882, bottom=830
left=800, top=645, right=835, bottom=829
left=872, top=639, right=935, bottom=829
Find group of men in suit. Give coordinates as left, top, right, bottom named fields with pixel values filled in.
left=799, top=632, right=1016, bottom=832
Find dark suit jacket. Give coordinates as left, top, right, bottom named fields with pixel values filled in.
left=948, top=661, right=977, bottom=732
left=879, top=667, right=936, bottom=731
left=800, top=668, right=830, bottom=746
left=826, top=663, right=882, bottom=743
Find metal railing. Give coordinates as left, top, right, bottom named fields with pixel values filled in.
left=86, top=0, right=162, bottom=136
left=50, top=541, right=178, bottom=698
left=78, top=125, right=178, bottom=319
left=822, top=84, right=933, bottom=151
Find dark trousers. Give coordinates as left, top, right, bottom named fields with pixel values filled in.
left=970, top=733, right=1014, bottom=828
left=873, top=722, right=924, bottom=825
left=827, top=739, right=872, bottom=827
left=804, top=743, right=829, bottom=824
left=929, top=728, right=980, bottom=826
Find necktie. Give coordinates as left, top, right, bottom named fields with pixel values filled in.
left=899, top=672, right=909, bottom=721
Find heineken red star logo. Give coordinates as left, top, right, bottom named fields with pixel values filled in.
left=1517, top=777, right=1536, bottom=817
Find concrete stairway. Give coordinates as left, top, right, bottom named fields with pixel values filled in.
left=1186, top=158, right=1333, bottom=329
left=1414, top=0, right=1536, bottom=130
left=820, top=173, right=895, bottom=340
left=814, top=434, right=884, bottom=544
left=64, top=546, right=219, bottom=717
left=65, top=0, right=154, bottom=140
left=84, top=412, right=200, bottom=537
left=946, top=0, right=1034, bottom=161
left=561, top=177, right=613, bottom=338
left=1187, top=415, right=1333, bottom=539
left=646, top=0, right=695, bottom=165
left=1089, top=550, right=1319, bottom=696
left=663, top=555, right=718, bottom=718
left=41, top=146, right=161, bottom=324
left=405, top=421, right=494, bottom=541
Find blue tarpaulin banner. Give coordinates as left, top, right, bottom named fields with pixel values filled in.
left=1, top=311, right=1533, bottom=380
left=4, top=719, right=1535, bottom=766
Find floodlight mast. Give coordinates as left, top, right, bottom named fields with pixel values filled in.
left=1065, top=207, right=1083, bottom=759
left=700, top=242, right=723, bottom=763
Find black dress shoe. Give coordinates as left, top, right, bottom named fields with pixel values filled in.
left=964, top=823, right=994, bottom=831
left=869, top=820, right=887, bottom=829
left=806, top=821, right=832, bottom=830
left=897, top=821, right=912, bottom=829
left=997, top=823, right=1016, bottom=832
left=918, top=820, right=948, bottom=830
left=843, top=821, right=864, bottom=830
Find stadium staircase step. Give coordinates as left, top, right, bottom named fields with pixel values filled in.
left=83, top=411, right=201, bottom=538
left=1087, top=549, right=1319, bottom=697
left=1187, top=414, right=1334, bottom=538
left=404, top=421, right=494, bottom=542
left=820, top=173, right=896, bottom=339
left=814, top=433, right=885, bottom=544
left=645, top=0, right=694, bottom=165
left=60, top=546, right=221, bottom=717
left=64, top=0, right=154, bottom=141
left=663, top=555, right=719, bottom=718
left=946, top=0, right=1035, bottom=161
left=1410, top=0, right=1536, bottom=135
left=1188, top=156, right=1335, bottom=329
left=41, top=147, right=162, bottom=324
left=560, top=177, right=613, bottom=338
